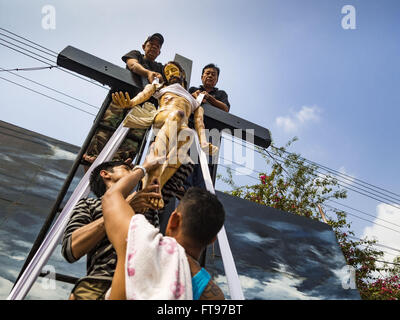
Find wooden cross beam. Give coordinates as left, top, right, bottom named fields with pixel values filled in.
left=57, top=45, right=271, bottom=149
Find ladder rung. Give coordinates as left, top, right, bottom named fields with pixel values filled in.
left=97, top=123, right=144, bottom=142
left=39, top=271, right=79, bottom=285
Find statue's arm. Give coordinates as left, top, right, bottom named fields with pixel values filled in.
left=193, top=106, right=206, bottom=139
left=193, top=106, right=219, bottom=155
left=112, top=83, right=158, bottom=109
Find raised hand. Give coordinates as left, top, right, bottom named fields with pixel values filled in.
left=112, top=91, right=132, bottom=108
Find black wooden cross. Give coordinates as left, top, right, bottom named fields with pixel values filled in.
left=57, top=45, right=271, bottom=148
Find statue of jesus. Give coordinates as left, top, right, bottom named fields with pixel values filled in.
left=112, top=61, right=217, bottom=209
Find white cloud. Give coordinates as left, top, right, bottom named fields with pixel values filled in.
left=361, top=203, right=400, bottom=265
left=213, top=263, right=323, bottom=300
left=275, top=105, right=321, bottom=133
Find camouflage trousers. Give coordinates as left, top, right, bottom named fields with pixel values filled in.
left=85, top=101, right=147, bottom=162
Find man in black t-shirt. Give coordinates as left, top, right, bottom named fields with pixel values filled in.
left=83, top=33, right=165, bottom=166
left=186, top=63, right=231, bottom=189
left=189, top=63, right=230, bottom=112
left=121, top=33, right=164, bottom=86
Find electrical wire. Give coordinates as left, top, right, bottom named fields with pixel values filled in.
left=0, top=37, right=56, bottom=65
left=217, top=142, right=400, bottom=235
left=219, top=139, right=400, bottom=230
left=324, top=203, right=400, bottom=235
left=272, top=145, right=400, bottom=199
left=348, top=236, right=400, bottom=254
left=225, top=137, right=400, bottom=204
left=0, top=75, right=96, bottom=117
left=218, top=162, right=400, bottom=267
left=328, top=199, right=400, bottom=229
left=268, top=150, right=400, bottom=211
left=0, top=35, right=108, bottom=90
left=0, top=27, right=58, bottom=55
left=0, top=66, right=100, bottom=111
left=0, top=31, right=57, bottom=58
left=271, top=148, right=400, bottom=204
left=0, top=66, right=57, bottom=72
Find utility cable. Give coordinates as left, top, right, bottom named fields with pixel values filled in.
left=0, top=66, right=99, bottom=111
left=0, top=75, right=96, bottom=116
left=0, top=27, right=59, bottom=55
left=0, top=66, right=57, bottom=72
left=0, top=38, right=108, bottom=90
left=0, top=31, right=57, bottom=58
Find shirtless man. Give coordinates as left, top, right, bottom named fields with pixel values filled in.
left=112, top=61, right=217, bottom=209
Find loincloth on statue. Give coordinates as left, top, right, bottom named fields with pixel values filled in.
left=122, top=102, right=159, bottom=129
left=153, top=83, right=199, bottom=113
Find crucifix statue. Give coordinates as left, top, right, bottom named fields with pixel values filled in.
left=112, top=61, right=218, bottom=209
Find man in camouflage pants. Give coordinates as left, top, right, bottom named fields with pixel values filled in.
left=83, top=33, right=165, bottom=166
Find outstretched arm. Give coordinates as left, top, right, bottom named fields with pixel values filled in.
left=112, top=82, right=158, bottom=108
left=102, top=146, right=165, bottom=251
left=193, top=106, right=218, bottom=155
left=101, top=167, right=144, bottom=300
left=101, top=146, right=165, bottom=299
left=126, top=58, right=163, bottom=84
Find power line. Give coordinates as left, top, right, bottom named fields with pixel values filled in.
left=219, top=140, right=400, bottom=261
left=0, top=66, right=57, bottom=72
left=0, top=35, right=108, bottom=90
left=324, top=203, right=400, bottom=235
left=348, top=236, right=400, bottom=254
left=226, top=137, right=400, bottom=203
left=0, top=40, right=54, bottom=67
left=0, top=27, right=58, bottom=55
left=271, top=145, right=400, bottom=199
left=0, top=66, right=100, bottom=111
left=0, top=31, right=57, bottom=58
left=219, top=161, right=400, bottom=263
left=262, top=151, right=400, bottom=233
left=0, top=75, right=96, bottom=117
left=0, top=37, right=56, bottom=65
left=328, top=199, right=400, bottom=229
left=269, top=151, right=400, bottom=211
left=218, top=157, right=400, bottom=251
left=275, top=150, right=400, bottom=204
left=374, top=259, right=400, bottom=267
left=218, top=152, right=400, bottom=233
left=219, top=147, right=400, bottom=231
left=219, top=139, right=400, bottom=233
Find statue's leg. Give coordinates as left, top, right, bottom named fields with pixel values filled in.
left=144, top=109, right=187, bottom=209
left=159, top=126, right=194, bottom=188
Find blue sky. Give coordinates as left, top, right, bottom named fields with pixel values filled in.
left=1, top=0, right=400, bottom=263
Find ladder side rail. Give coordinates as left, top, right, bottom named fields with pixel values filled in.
left=193, top=132, right=245, bottom=300
left=13, top=91, right=113, bottom=287
left=8, top=121, right=131, bottom=300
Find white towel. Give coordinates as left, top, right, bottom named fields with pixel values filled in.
left=124, top=214, right=193, bottom=300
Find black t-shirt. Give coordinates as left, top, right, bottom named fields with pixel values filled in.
left=122, top=50, right=163, bottom=76
left=189, top=85, right=230, bottom=111
left=121, top=50, right=163, bottom=105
